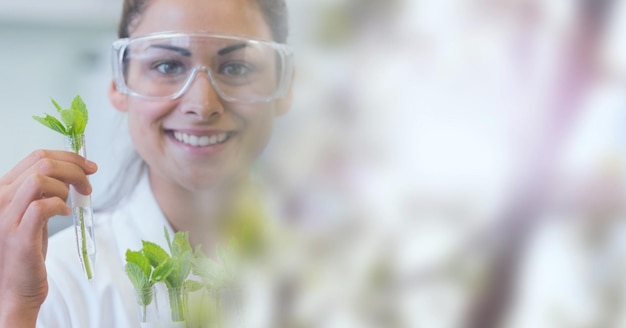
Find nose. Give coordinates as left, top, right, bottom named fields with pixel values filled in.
left=179, top=67, right=224, bottom=120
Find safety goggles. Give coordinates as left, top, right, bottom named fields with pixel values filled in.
left=111, top=32, right=294, bottom=103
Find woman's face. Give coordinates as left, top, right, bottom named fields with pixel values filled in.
left=110, top=0, right=291, bottom=191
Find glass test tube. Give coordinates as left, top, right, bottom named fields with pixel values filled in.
left=65, top=134, right=96, bottom=279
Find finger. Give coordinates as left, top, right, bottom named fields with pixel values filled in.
left=4, top=174, right=69, bottom=227
left=0, top=149, right=97, bottom=185
left=10, top=174, right=71, bottom=217
left=11, top=156, right=96, bottom=196
left=19, top=197, right=70, bottom=241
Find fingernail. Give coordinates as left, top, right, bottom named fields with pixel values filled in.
left=64, top=205, right=72, bottom=215
left=86, top=160, right=97, bottom=170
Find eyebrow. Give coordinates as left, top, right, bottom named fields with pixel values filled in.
left=147, top=42, right=248, bottom=57
left=150, top=44, right=192, bottom=56
left=217, top=43, right=247, bottom=56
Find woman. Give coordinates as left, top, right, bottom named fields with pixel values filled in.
left=0, top=0, right=294, bottom=326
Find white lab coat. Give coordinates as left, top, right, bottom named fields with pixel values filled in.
left=37, top=173, right=174, bottom=327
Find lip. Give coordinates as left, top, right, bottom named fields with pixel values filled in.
left=165, top=128, right=235, bottom=156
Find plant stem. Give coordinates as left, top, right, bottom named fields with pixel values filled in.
left=79, top=207, right=93, bottom=279
left=168, top=288, right=187, bottom=322
left=70, top=135, right=93, bottom=279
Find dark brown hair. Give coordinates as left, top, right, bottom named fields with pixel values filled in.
left=117, top=0, right=289, bottom=42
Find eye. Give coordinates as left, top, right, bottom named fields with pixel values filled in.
left=219, top=62, right=254, bottom=76
left=152, top=60, right=186, bottom=75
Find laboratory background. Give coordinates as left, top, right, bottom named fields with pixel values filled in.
left=2, top=0, right=626, bottom=327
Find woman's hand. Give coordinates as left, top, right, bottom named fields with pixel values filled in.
left=0, top=150, right=97, bottom=326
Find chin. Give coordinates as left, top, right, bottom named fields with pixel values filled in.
left=179, top=170, right=249, bottom=193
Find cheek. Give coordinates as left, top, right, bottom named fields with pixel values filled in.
left=243, top=110, right=275, bottom=156
left=126, top=100, right=173, bottom=131
left=126, top=113, right=152, bottom=161
left=125, top=101, right=173, bottom=150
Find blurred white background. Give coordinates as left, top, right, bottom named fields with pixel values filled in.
left=2, top=0, right=626, bottom=327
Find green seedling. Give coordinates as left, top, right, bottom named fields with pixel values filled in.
left=33, top=95, right=94, bottom=279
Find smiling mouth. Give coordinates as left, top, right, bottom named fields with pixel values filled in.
left=171, top=131, right=232, bottom=147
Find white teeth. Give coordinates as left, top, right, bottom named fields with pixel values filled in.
left=188, top=135, right=198, bottom=146
left=173, top=132, right=228, bottom=147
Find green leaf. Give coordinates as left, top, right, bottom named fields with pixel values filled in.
left=152, top=258, right=176, bottom=282
left=164, top=227, right=173, bottom=254
left=72, top=109, right=87, bottom=135
left=142, top=241, right=170, bottom=267
left=178, top=251, right=193, bottom=283
left=125, top=250, right=151, bottom=280
left=35, top=95, right=89, bottom=138
left=125, top=262, right=154, bottom=306
left=171, top=231, right=192, bottom=258
left=60, top=109, right=77, bottom=134
left=71, top=95, right=88, bottom=125
left=125, top=262, right=148, bottom=291
left=60, top=109, right=87, bottom=136
left=166, top=251, right=193, bottom=288
left=192, top=256, right=218, bottom=280
left=138, top=289, right=153, bottom=307
left=33, top=115, right=67, bottom=135
left=50, top=97, right=64, bottom=113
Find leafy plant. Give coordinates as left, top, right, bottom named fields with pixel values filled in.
left=162, top=228, right=203, bottom=322
left=126, top=228, right=203, bottom=323
left=125, top=249, right=174, bottom=322
left=33, top=95, right=93, bottom=279
left=33, top=95, right=88, bottom=151
left=125, top=226, right=250, bottom=326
